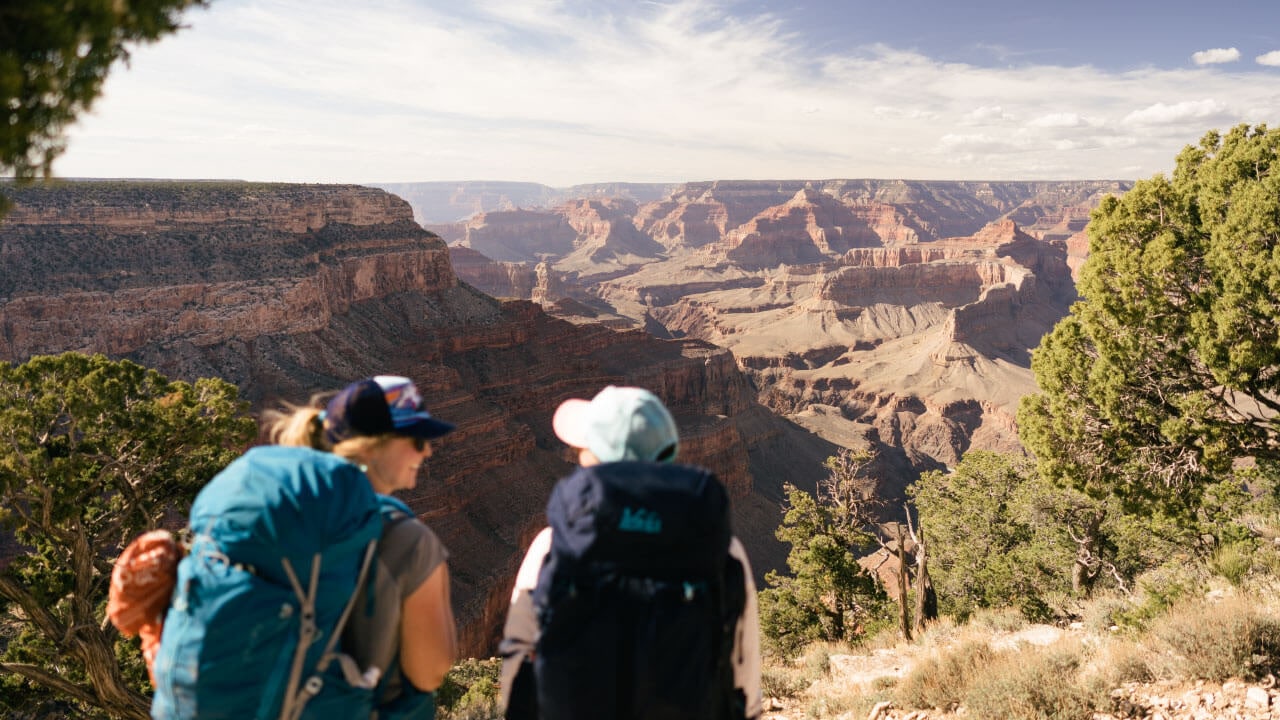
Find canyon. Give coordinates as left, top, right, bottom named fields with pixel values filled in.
left=0, top=180, right=833, bottom=655
left=0, top=176, right=1126, bottom=654
left=425, top=178, right=1125, bottom=493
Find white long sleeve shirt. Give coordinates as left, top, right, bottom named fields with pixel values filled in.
left=498, top=527, right=762, bottom=719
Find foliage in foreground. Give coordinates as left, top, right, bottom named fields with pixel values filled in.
left=759, top=450, right=889, bottom=657
left=767, top=587, right=1280, bottom=720
left=436, top=657, right=502, bottom=720
left=0, top=353, right=254, bottom=719
left=1149, top=594, right=1280, bottom=682
left=910, top=451, right=1209, bottom=621
left=768, top=454, right=1280, bottom=717
left=895, top=593, right=1280, bottom=719
left=1019, top=123, right=1280, bottom=529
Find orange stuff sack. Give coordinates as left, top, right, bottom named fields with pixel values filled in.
left=107, top=529, right=182, bottom=684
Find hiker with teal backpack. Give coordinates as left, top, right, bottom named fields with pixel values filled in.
left=150, top=375, right=458, bottom=720
left=497, top=386, right=762, bottom=720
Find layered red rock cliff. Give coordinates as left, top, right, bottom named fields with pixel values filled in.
left=418, top=179, right=1123, bottom=487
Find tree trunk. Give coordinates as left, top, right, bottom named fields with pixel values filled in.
left=896, top=526, right=911, bottom=641
left=1072, top=525, right=1098, bottom=596
left=76, top=632, right=152, bottom=720
left=1, top=540, right=151, bottom=719
left=911, top=523, right=936, bottom=636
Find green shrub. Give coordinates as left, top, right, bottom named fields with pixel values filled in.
left=1210, top=541, right=1256, bottom=587
left=1019, top=594, right=1056, bottom=624
left=1113, top=561, right=1208, bottom=630
left=1149, top=597, right=1280, bottom=681
left=437, top=657, right=503, bottom=719
left=963, top=646, right=1102, bottom=720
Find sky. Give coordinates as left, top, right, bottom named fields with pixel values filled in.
left=52, top=0, right=1280, bottom=186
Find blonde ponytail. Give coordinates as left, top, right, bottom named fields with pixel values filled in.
left=262, top=398, right=328, bottom=450
left=262, top=396, right=390, bottom=467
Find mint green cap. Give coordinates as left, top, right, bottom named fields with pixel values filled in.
left=552, top=386, right=679, bottom=463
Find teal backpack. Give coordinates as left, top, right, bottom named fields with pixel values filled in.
left=151, top=445, right=384, bottom=720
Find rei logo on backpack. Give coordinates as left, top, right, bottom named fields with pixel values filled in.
left=151, top=446, right=384, bottom=720
left=532, top=461, right=747, bottom=720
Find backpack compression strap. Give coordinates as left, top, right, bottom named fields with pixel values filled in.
left=277, top=538, right=380, bottom=720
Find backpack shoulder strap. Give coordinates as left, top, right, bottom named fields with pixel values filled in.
left=279, top=537, right=380, bottom=720
left=718, top=552, right=748, bottom=720
left=377, top=494, right=417, bottom=529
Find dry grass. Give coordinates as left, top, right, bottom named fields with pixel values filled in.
left=767, top=584, right=1280, bottom=719
left=893, top=639, right=997, bottom=712
left=961, top=642, right=1103, bottom=720
left=969, top=605, right=1029, bottom=634
left=1148, top=593, right=1280, bottom=682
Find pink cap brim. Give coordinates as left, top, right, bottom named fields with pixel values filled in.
left=552, top=398, right=593, bottom=449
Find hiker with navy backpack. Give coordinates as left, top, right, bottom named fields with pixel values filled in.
left=498, top=386, right=762, bottom=720
left=147, top=375, right=458, bottom=720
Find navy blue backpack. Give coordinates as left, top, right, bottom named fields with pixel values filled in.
left=531, top=462, right=747, bottom=720
left=151, top=445, right=384, bottom=720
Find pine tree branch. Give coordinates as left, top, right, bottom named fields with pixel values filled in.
left=0, top=661, right=99, bottom=707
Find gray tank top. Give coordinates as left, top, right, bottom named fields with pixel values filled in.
left=344, top=515, right=449, bottom=700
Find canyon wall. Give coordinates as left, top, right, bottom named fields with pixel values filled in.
left=421, top=179, right=1125, bottom=488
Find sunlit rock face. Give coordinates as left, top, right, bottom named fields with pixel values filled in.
left=418, top=178, right=1126, bottom=487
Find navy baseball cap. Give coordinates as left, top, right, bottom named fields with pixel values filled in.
left=324, top=375, right=455, bottom=445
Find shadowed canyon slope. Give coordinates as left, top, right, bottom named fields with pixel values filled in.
left=0, top=181, right=836, bottom=654
left=438, top=179, right=1129, bottom=485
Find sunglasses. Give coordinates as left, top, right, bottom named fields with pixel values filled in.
left=411, top=437, right=429, bottom=453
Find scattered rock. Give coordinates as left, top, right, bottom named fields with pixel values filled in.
left=867, top=700, right=893, bottom=720
left=1245, top=686, right=1270, bottom=710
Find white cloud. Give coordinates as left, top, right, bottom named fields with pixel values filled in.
left=873, top=106, right=940, bottom=121
left=1257, top=50, right=1280, bottom=66
left=1028, top=112, right=1089, bottom=128
left=938, top=133, right=1021, bottom=153
left=1122, top=99, right=1232, bottom=126
left=964, top=105, right=1014, bottom=123
left=1191, top=47, right=1241, bottom=65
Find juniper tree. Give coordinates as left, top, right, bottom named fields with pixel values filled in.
left=0, top=353, right=254, bottom=718
left=1018, top=124, right=1279, bottom=545
left=759, top=450, right=886, bottom=656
